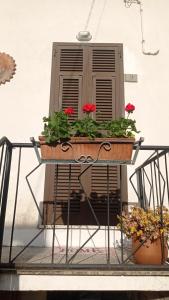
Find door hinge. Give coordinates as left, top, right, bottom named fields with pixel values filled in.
left=119, top=51, right=122, bottom=59
left=53, top=49, right=57, bottom=57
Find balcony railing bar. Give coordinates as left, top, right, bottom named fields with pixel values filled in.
left=66, top=165, right=72, bottom=263
left=157, top=151, right=163, bottom=208
left=0, top=146, right=7, bottom=208
left=148, top=167, right=153, bottom=207
left=164, top=153, right=169, bottom=207
left=142, top=168, right=152, bottom=207
left=107, top=164, right=110, bottom=264
left=0, top=139, right=12, bottom=262
left=150, top=162, right=155, bottom=210
left=0, top=144, right=5, bottom=179
left=142, top=168, right=147, bottom=208
left=153, top=160, right=160, bottom=208
left=25, top=163, right=43, bottom=220
left=129, top=170, right=140, bottom=203
left=153, top=158, right=166, bottom=207
left=52, top=164, right=59, bottom=264
left=119, top=166, right=124, bottom=263
left=135, top=150, right=169, bottom=172
left=0, top=136, right=12, bottom=148
left=9, top=147, right=22, bottom=263
left=10, top=228, right=45, bottom=263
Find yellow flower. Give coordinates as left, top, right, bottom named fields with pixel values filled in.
left=137, top=230, right=143, bottom=237
left=130, top=226, right=136, bottom=233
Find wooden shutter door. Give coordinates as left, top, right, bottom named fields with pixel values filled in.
left=43, top=43, right=125, bottom=226
left=88, top=45, right=124, bottom=225
left=44, top=45, right=84, bottom=225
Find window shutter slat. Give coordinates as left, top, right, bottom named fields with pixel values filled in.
left=92, top=48, right=116, bottom=73
left=59, top=76, right=82, bottom=121
left=93, top=78, right=116, bottom=121
left=60, top=49, right=83, bottom=72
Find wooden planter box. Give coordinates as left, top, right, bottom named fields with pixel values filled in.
left=39, top=136, right=135, bottom=162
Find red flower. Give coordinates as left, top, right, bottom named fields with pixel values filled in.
left=64, top=107, right=75, bottom=115
left=82, top=103, right=96, bottom=113
left=125, top=103, right=135, bottom=113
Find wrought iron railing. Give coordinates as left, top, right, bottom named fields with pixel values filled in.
left=0, top=137, right=169, bottom=269
left=130, top=146, right=169, bottom=209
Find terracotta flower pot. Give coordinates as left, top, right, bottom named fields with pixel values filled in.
left=132, top=237, right=168, bottom=265
left=39, top=136, right=135, bottom=162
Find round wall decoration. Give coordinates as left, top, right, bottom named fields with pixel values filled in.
left=0, top=52, right=16, bottom=85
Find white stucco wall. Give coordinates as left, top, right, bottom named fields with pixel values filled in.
left=1, top=0, right=169, bottom=242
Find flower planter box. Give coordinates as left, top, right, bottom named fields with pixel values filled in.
left=39, top=136, right=135, bottom=162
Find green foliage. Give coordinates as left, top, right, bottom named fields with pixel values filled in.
left=71, top=115, right=102, bottom=139
left=41, top=103, right=140, bottom=143
left=42, top=111, right=72, bottom=144
left=103, top=117, right=139, bottom=138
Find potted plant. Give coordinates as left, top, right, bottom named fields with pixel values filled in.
left=118, top=206, right=169, bottom=264
left=39, top=102, right=139, bottom=162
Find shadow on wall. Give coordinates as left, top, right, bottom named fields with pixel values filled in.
left=43, top=189, right=121, bottom=226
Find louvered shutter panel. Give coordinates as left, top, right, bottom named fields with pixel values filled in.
left=88, top=46, right=122, bottom=225
left=59, top=76, right=82, bottom=120
left=44, top=45, right=84, bottom=225
left=49, top=44, right=85, bottom=112
left=44, top=43, right=125, bottom=226
left=94, top=77, right=116, bottom=121
left=90, top=46, right=122, bottom=118
left=60, top=48, right=83, bottom=72
left=92, top=48, right=116, bottom=73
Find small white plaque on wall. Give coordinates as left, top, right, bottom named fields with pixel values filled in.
left=124, top=74, right=138, bottom=82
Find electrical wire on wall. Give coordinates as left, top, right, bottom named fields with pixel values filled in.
left=76, top=0, right=96, bottom=41
left=84, top=0, right=96, bottom=31
left=124, top=0, right=159, bottom=55
left=81, top=0, right=108, bottom=41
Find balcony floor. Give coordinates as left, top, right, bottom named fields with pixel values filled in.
left=2, top=246, right=124, bottom=265
left=1, top=245, right=169, bottom=271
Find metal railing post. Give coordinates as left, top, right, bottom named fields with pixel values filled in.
left=136, top=168, right=145, bottom=208
left=0, top=143, right=12, bottom=262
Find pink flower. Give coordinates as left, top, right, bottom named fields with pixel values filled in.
left=125, top=103, right=135, bottom=113
left=64, top=107, right=75, bottom=115
left=82, top=103, right=96, bottom=113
